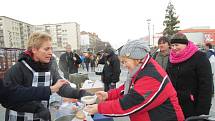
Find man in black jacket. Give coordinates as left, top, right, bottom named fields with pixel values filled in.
left=59, top=44, right=82, bottom=79
left=102, top=48, right=121, bottom=91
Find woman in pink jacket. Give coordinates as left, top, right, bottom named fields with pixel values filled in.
left=85, top=39, right=184, bottom=121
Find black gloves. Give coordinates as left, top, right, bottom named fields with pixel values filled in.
left=58, top=84, right=93, bottom=99
left=35, top=103, right=51, bottom=121
left=80, top=89, right=94, bottom=97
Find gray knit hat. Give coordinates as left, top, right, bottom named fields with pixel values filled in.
left=120, top=39, right=150, bottom=59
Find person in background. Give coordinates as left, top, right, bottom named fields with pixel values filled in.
left=59, top=44, right=82, bottom=80
left=80, top=54, right=85, bottom=69
left=95, top=52, right=101, bottom=66
left=1, top=32, right=91, bottom=121
left=205, top=43, right=215, bottom=96
left=95, top=51, right=105, bottom=66
left=84, top=53, right=91, bottom=72
left=102, top=48, right=121, bottom=91
left=90, top=54, right=96, bottom=72
left=153, top=36, right=170, bottom=70
left=166, top=33, right=212, bottom=118
left=84, top=39, right=184, bottom=121
left=205, top=43, right=215, bottom=59
left=95, top=51, right=106, bottom=75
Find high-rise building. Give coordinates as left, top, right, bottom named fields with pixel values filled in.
left=0, top=16, right=80, bottom=51
left=0, top=16, right=33, bottom=48
left=35, top=22, right=80, bottom=51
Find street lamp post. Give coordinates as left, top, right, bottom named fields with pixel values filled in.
left=146, top=19, right=151, bottom=46
left=153, top=24, right=154, bottom=46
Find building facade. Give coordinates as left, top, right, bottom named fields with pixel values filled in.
left=180, top=28, right=215, bottom=46
left=0, top=16, right=80, bottom=51
left=0, top=16, right=34, bottom=48
left=35, top=22, right=80, bottom=51
left=80, top=31, right=110, bottom=53
left=144, top=27, right=215, bottom=47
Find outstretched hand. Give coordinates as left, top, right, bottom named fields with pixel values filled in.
left=50, top=79, right=68, bottom=93
left=95, top=91, right=108, bottom=103
left=84, top=104, right=98, bottom=115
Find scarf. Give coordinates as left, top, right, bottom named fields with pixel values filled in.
left=169, top=41, right=198, bottom=64
left=124, top=64, right=142, bottom=94
left=18, top=50, right=52, bottom=72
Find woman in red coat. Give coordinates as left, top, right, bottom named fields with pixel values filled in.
left=85, top=39, right=184, bottom=121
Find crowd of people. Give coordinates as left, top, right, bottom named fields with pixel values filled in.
left=0, top=31, right=214, bottom=121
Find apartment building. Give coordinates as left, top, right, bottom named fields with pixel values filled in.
left=35, top=22, right=80, bottom=51
left=0, top=16, right=80, bottom=51
left=0, top=16, right=34, bottom=48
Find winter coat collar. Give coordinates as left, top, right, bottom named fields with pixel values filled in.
left=158, top=49, right=170, bottom=57
left=18, top=50, right=52, bottom=72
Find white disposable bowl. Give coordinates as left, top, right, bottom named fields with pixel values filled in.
left=81, top=95, right=97, bottom=105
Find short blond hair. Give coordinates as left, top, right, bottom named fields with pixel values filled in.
left=65, top=44, right=71, bottom=49
left=27, top=32, right=52, bottom=50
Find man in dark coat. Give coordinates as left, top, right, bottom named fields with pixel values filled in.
left=59, top=44, right=82, bottom=79
left=205, top=43, right=215, bottom=96
left=102, top=48, right=121, bottom=92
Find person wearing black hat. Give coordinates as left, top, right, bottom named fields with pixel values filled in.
left=166, top=33, right=213, bottom=118
left=102, top=48, right=121, bottom=91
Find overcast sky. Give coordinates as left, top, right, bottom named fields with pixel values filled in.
left=0, top=0, right=214, bottom=49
